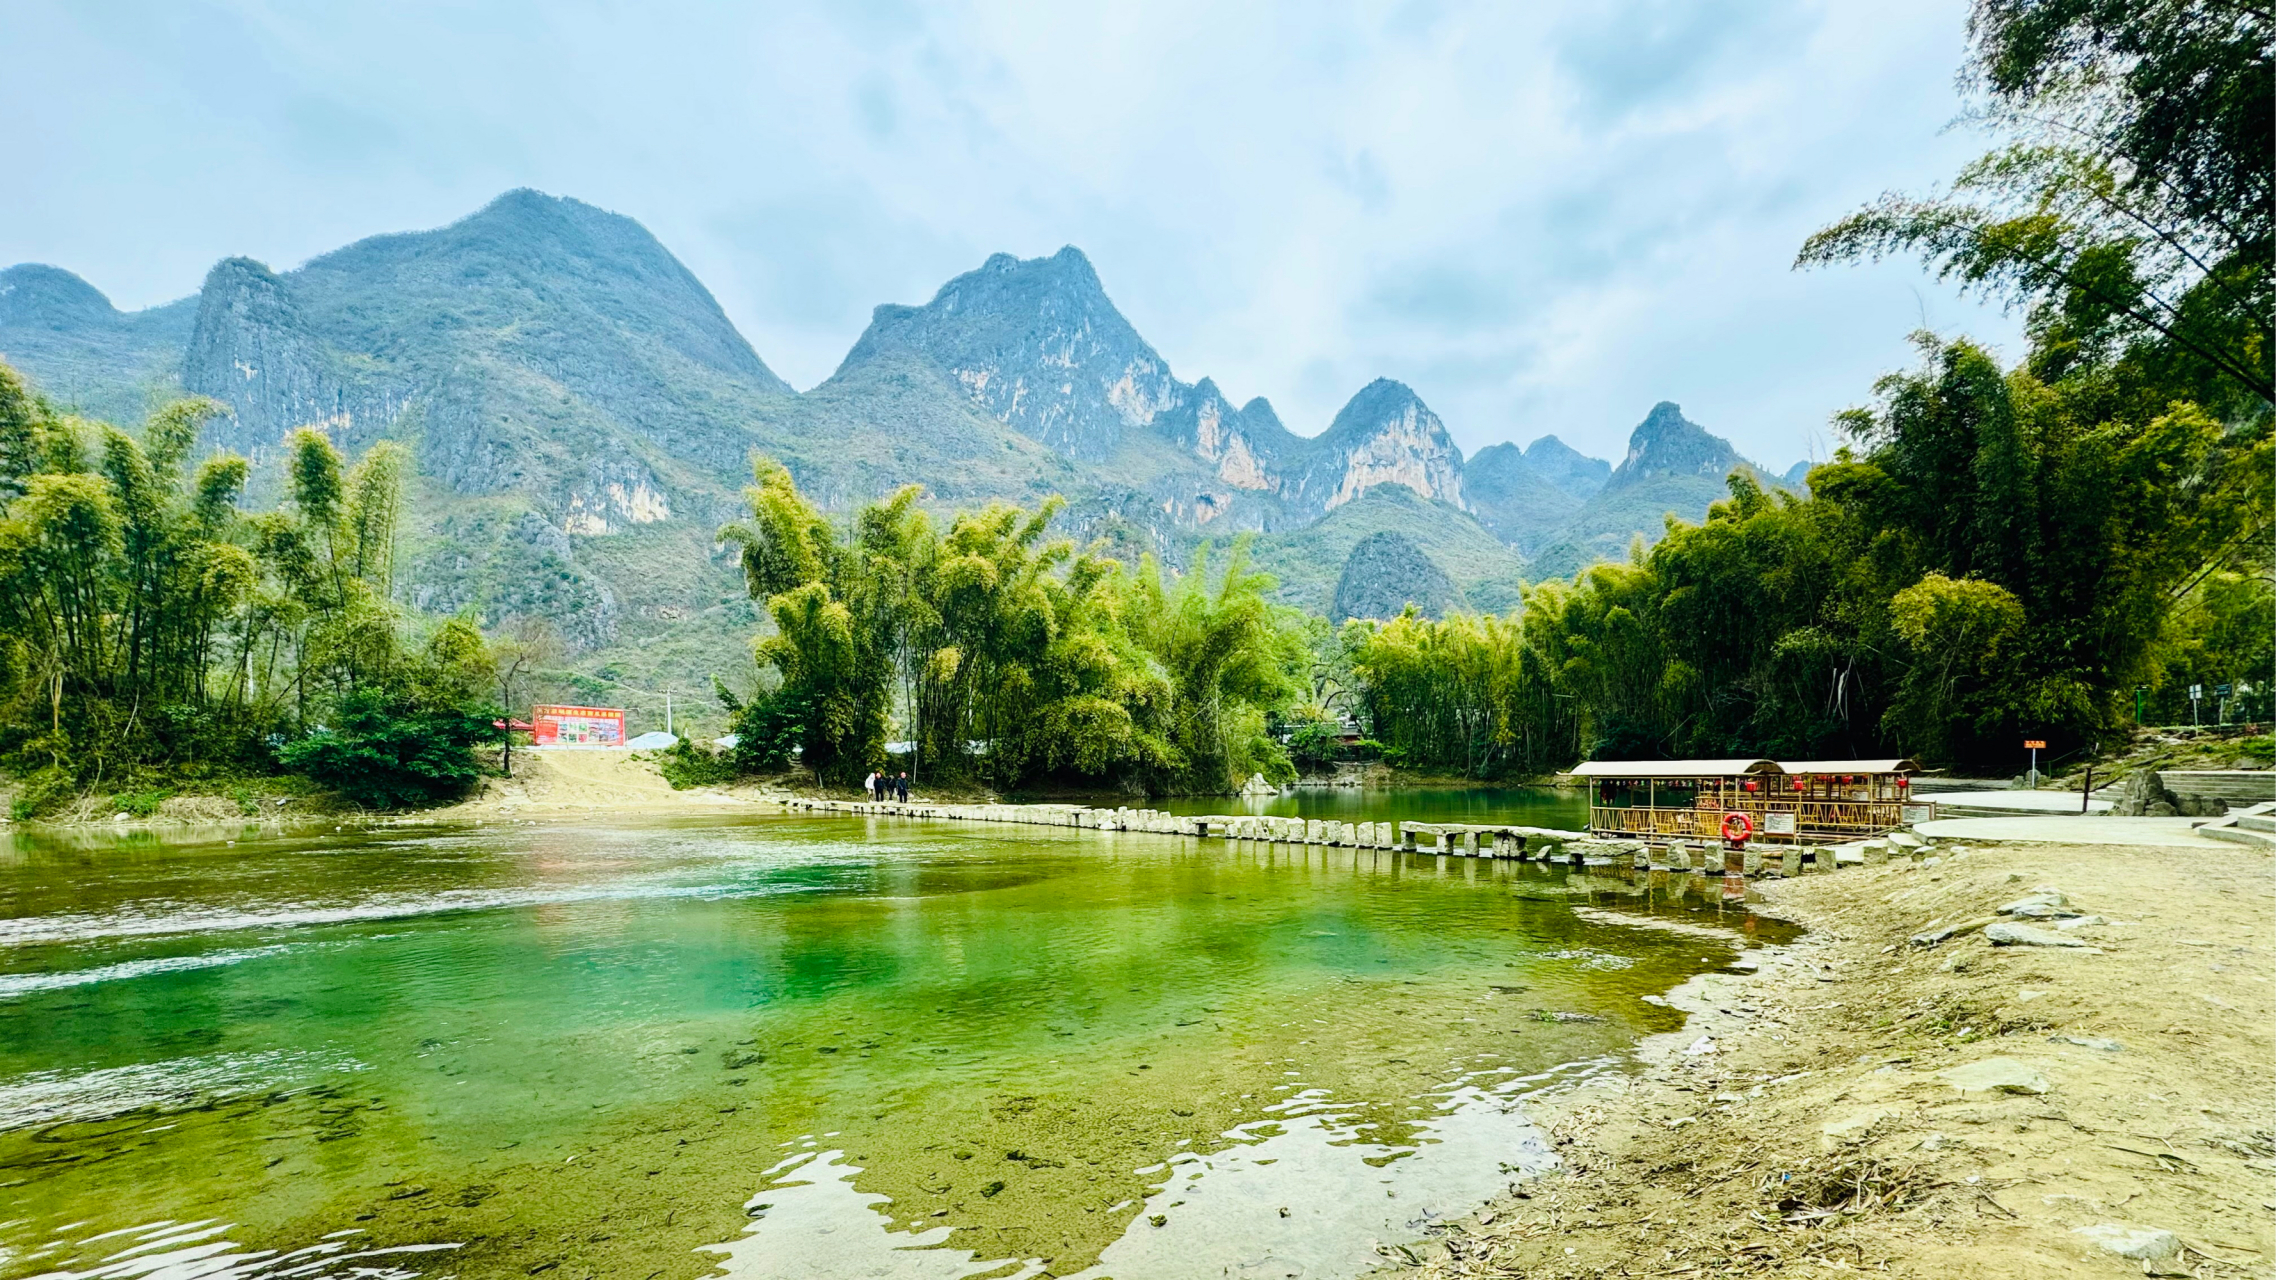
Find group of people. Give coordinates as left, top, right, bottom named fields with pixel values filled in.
left=864, top=770, right=910, bottom=801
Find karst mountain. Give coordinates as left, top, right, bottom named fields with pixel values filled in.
left=0, top=188, right=1800, bottom=673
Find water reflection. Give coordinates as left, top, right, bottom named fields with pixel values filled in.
left=1077, top=785, right=1588, bottom=830
left=0, top=810, right=1775, bottom=1278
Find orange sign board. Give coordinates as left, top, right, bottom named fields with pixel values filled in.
left=532, top=704, right=627, bottom=747
left=2022, top=739, right=2046, bottom=749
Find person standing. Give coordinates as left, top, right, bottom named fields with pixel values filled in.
left=896, top=772, right=910, bottom=801
left=863, top=770, right=878, bottom=800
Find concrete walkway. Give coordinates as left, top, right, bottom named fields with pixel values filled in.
left=1915, top=814, right=2232, bottom=849
left=1926, top=789, right=2110, bottom=815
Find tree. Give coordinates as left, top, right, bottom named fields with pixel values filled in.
left=1800, top=1, right=2272, bottom=411
left=490, top=616, right=563, bottom=777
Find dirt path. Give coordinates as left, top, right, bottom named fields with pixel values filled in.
left=1391, top=839, right=2274, bottom=1279
left=434, top=748, right=779, bottom=817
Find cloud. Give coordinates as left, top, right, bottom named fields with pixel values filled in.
left=0, top=0, right=2021, bottom=467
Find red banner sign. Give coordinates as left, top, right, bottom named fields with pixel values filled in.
left=532, top=704, right=627, bottom=747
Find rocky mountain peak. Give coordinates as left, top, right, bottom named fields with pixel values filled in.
left=1521, top=434, right=1612, bottom=499
left=0, top=265, right=120, bottom=330
left=1604, top=401, right=1738, bottom=492
left=1286, top=378, right=1465, bottom=517
left=184, top=256, right=398, bottom=458
left=300, top=189, right=786, bottom=392
left=841, top=245, right=1178, bottom=462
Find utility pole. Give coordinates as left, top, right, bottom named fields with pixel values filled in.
left=666, top=689, right=674, bottom=736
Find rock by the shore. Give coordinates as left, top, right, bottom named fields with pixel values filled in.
left=1996, top=888, right=2079, bottom=918
left=1986, top=921, right=2100, bottom=949
left=2072, top=1223, right=2180, bottom=1263
left=1937, top=1057, right=2051, bottom=1095
left=2109, top=769, right=2228, bottom=818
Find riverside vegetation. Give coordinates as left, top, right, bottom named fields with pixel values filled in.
left=1, top=1, right=2268, bottom=816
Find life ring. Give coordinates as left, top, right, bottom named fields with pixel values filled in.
left=1720, top=811, right=1753, bottom=844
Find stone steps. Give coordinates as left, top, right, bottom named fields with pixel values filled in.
left=2157, top=770, right=2276, bottom=803
left=2192, top=800, right=2276, bottom=846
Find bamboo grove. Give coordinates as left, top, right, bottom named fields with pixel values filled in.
left=0, top=367, right=501, bottom=815
left=699, top=462, right=1304, bottom=792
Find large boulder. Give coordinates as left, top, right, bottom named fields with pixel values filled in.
left=2111, top=769, right=2228, bottom=817
left=2110, top=769, right=2180, bottom=816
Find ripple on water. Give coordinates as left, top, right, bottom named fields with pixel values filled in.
left=12, top=1220, right=458, bottom=1280
left=0, top=946, right=296, bottom=999
left=0, top=879, right=826, bottom=949
left=0, top=1049, right=369, bottom=1129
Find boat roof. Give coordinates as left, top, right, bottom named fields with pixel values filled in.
left=1568, top=759, right=1782, bottom=778
left=1776, top=759, right=1920, bottom=774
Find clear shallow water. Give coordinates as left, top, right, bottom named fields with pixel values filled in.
left=0, top=807, right=1774, bottom=1279
left=1091, top=786, right=1589, bottom=829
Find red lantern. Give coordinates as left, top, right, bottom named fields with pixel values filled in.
left=1792, top=778, right=1805, bottom=791
left=1744, top=779, right=1758, bottom=792
left=1895, top=776, right=1909, bottom=788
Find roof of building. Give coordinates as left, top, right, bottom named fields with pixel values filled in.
left=1776, top=759, right=1920, bottom=775
left=1567, top=759, right=1783, bottom=779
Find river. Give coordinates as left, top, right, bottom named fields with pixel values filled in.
left=0, top=795, right=1778, bottom=1279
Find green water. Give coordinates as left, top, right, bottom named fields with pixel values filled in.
left=1141, top=785, right=1589, bottom=827
left=0, top=806, right=1773, bottom=1280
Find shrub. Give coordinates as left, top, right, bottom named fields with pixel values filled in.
left=108, top=788, right=174, bottom=818
left=1287, top=722, right=1344, bottom=773
left=725, top=689, right=812, bottom=773
left=656, top=739, right=738, bottom=790
left=9, top=766, right=76, bottom=821
left=280, top=690, right=500, bottom=809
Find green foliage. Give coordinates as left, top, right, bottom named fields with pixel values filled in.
left=715, top=459, right=1298, bottom=793
left=278, top=688, right=500, bottom=809
left=1348, top=611, right=1574, bottom=778
left=1508, top=334, right=2265, bottom=768
left=1284, top=721, right=1384, bottom=773
left=1491, top=5, right=2274, bottom=772
left=1800, top=1, right=2271, bottom=413
left=10, top=767, right=77, bottom=821
left=0, top=361, right=508, bottom=812
left=2145, top=569, right=2276, bottom=722
left=107, top=787, right=175, bottom=818
left=654, top=739, right=740, bottom=789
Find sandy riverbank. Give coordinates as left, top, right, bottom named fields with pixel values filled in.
left=1387, top=837, right=2273, bottom=1279
left=431, top=747, right=780, bottom=817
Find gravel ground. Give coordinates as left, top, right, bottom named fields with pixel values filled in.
left=1379, top=838, right=2274, bottom=1279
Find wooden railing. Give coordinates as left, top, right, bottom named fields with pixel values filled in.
left=1589, top=796, right=1906, bottom=843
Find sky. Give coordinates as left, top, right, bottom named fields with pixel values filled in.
left=3, top=0, right=2026, bottom=468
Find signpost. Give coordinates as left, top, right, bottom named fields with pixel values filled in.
left=2216, top=683, right=2233, bottom=725
left=2023, top=738, right=2046, bottom=788
left=2190, top=683, right=2203, bottom=727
